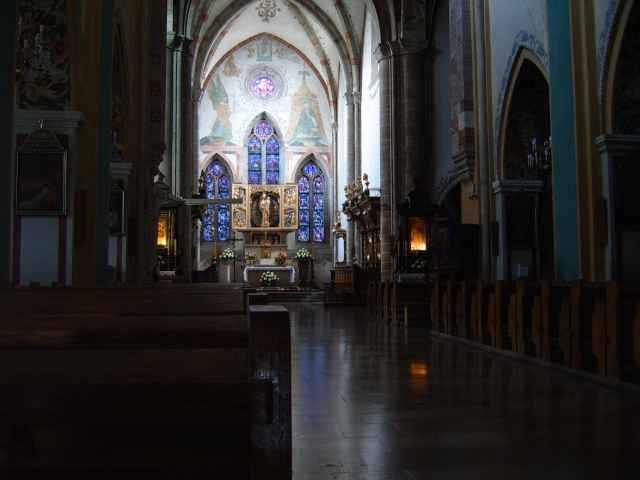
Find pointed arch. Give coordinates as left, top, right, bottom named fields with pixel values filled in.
left=497, top=49, right=550, bottom=178
left=296, top=155, right=327, bottom=243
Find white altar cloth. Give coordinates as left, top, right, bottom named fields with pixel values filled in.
left=243, top=266, right=296, bottom=283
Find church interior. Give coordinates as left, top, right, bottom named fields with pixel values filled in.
left=1, top=0, right=640, bottom=477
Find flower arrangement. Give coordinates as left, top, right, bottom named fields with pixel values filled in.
left=275, top=252, right=287, bottom=266
left=219, top=248, right=235, bottom=262
left=411, top=258, right=426, bottom=272
left=295, top=248, right=312, bottom=260
left=260, top=271, right=279, bottom=285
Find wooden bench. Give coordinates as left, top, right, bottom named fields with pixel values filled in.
left=0, top=286, right=291, bottom=478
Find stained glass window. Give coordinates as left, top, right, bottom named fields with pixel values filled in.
left=265, top=137, right=280, bottom=184
left=252, top=75, right=276, bottom=99
left=202, top=160, right=231, bottom=242
left=297, top=160, right=325, bottom=243
left=247, top=119, right=279, bottom=185
left=248, top=134, right=262, bottom=185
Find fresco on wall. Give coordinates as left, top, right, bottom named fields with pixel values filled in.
left=287, top=71, right=328, bottom=147
left=257, top=36, right=273, bottom=62
left=200, top=74, right=234, bottom=148
left=198, top=35, right=332, bottom=178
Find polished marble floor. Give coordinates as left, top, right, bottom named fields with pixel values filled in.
left=290, top=305, right=640, bottom=479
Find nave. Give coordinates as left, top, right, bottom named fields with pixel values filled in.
left=292, top=305, right=640, bottom=479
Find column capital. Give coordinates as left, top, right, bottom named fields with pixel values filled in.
left=168, top=33, right=191, bottom=51
left=375, top=40, right=429, bottom=62
left=344, top=91, right=361, bottom=106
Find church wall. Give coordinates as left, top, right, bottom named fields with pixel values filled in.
left=360, top=9, right=381, bottom=191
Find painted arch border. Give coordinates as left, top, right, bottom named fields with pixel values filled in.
left=495, top=44, right=550, bottom=179
left=600, top=0, right=635, bottom=134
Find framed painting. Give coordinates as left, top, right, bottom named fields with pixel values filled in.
left=16, top=129, right=68, bottom=216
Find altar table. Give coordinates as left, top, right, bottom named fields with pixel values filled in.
left=243, top=266, right=296, bottom=285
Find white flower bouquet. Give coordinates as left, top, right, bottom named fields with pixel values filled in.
left=219, top=248, right=235, bottom=262
left=295, top=248, right=312, bottom=260
left=259, top=271, right=279, bottom=285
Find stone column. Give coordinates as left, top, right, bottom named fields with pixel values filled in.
left=345, top=92, right=356, bottom=264
left=493, top=184, right=508, bottom=280
left=0, top=0, right=17, bottom=285
left=395, top=43, right=426, bottom=197
left=180, top=41, right=196, bottom=282
left=473, top=0, right=492, bottom=280
left=353, top=91, right=363, bottom=263
left=376, top=44, right=394, bottom=282
left=95, top=0, right=115, bottom=286
left=164, top=33, right=185, bottom=192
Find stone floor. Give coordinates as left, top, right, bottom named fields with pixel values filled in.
left=290, top=305, right=640, bottom=479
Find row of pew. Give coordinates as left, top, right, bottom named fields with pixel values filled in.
left=0, top=284, right=291, bottom=478
left=367, top=279, right=640, bottom=386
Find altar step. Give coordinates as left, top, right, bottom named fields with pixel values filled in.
left=246, top=288, right=325, bottom=305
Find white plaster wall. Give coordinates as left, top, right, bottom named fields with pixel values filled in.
left=19, top=217, right=59, bottom=286
left=431, top=0, right=452, bottom=201
left=488, top=0, right=549, bottom=143
left=360, top=10, right=381, bottom=190
left=198, top=35, right=333, bottom=181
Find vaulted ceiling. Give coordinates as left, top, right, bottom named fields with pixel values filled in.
left=182, top=0, right=384, bottom=105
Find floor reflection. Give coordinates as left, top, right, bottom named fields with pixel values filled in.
left=290, top=305, right=640, bottom=479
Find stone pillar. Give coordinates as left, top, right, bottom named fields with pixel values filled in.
left=353, top=92, right=363, bottom=263
left=547, top=0, right=581, bottom=281
left=345, top=92, right=356, bottom=264
left=473, top=0, right=492, bottom=280
left=0, top=0, right=17, bottom=285
left=376, top=44, right=394, bottom=282
left=395, top=43, right=426, bottom=197
left=181, top=42, right=196, bottom=282
left=165, top=33, right=187, bottom=194
left=95, top=0, right=115, bottom=286
left=494, top=185, right=508, bottom=280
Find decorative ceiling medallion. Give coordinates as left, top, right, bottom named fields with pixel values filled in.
left=245, top=66, right=285, bottom=101
left=256, top=0, right=280, bottom=23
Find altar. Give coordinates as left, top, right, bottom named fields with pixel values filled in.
left=243, top=266, right=296, bottom=286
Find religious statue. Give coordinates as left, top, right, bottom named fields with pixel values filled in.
left=260, top=192, right=272, bottom=227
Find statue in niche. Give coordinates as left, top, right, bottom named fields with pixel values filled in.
left=251, top=192, right=280, bottom=228
left=260, top=193, right=271, bottom=227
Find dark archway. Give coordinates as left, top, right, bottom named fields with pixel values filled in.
left=503, top=58, right=553, bottom=280
left=612, top=1, right=640, bottom=281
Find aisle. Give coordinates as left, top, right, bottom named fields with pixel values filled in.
left=290, top=305, right=640, bottom=479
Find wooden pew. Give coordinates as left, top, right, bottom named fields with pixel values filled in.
left=391, top=282, right=429, bottom=327
left=0, top=286, right=291, bottom=477
left=549, top=283, right=573, bottom=366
